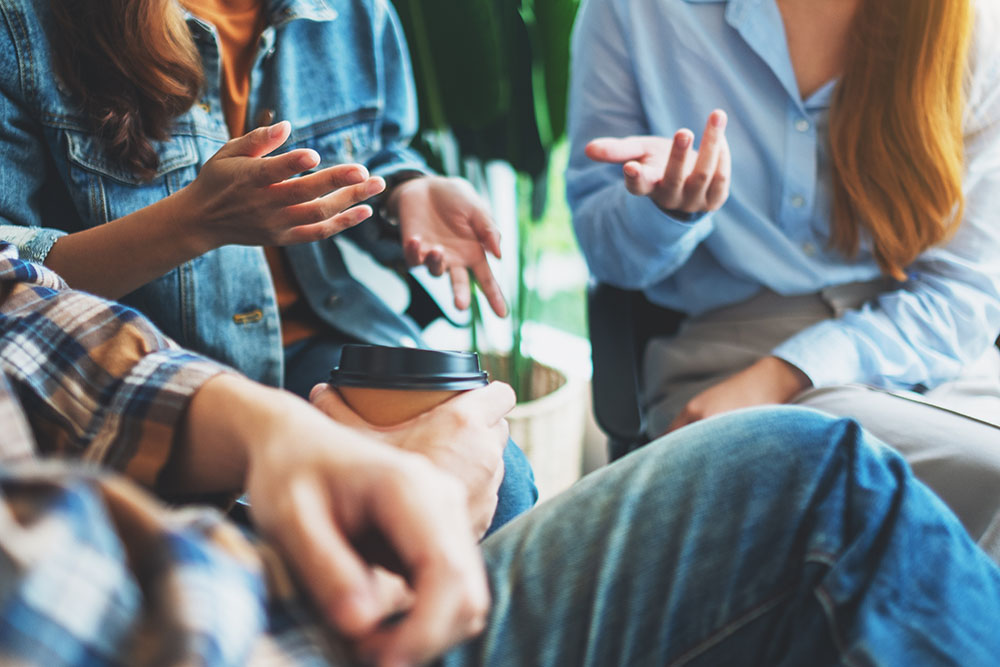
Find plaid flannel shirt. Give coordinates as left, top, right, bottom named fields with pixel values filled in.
left=0, top=243, right=350, bottom=665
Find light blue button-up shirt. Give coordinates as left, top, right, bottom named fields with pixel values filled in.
left=568, top=0, right=1000, bottom=390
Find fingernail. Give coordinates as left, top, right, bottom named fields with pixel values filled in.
left=676, top=132, right=691, bottom=148
left=308, top=383, right=328, bottom=402
left=269, top=121, right=286, bottom=138
left=368, top=177, right=386, bottom=194
left=299, top=151, right=319, bottom=169
left=712, top=111, right=727, bottom=128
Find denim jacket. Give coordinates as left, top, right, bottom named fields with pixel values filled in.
left=0, top=0, right=429, bottom=386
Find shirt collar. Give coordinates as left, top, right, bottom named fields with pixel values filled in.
left=265, top=0, right=338, bottom=24
left=686, top=0, right=809, bottom=109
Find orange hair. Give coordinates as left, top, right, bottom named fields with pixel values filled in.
left=830, top=0, right=972, bottom=280
left=49, top=0, right=203, bottom=181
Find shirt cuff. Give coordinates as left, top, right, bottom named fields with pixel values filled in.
left=620, top=194, right=714, bottom=276
left=662, top=208, right=709, bottom=224
left=771, top=320, right=866, bottom=388
left=0, top=226, right=66, bottom=264
left=99, top=350, right=230, bottom=489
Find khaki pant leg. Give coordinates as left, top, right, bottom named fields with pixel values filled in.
left=794, top=383, right=1000, bottom=562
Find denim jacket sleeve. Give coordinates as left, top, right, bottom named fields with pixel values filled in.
left=0, top=2, right=66, bottom=263
left=365, top=0, right=429, bottom=180
left=341, top=0, right=428, bottom=258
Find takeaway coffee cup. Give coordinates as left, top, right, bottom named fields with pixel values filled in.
left=327, top=344, right=489, bottom=426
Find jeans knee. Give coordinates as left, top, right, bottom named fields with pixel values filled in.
left=653, top=406, right=876, bottom=483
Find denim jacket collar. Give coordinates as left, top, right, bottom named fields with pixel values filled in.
left=180, top=0, right=339, bottom=29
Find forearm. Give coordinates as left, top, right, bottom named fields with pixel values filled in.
left=161, top=373, right=276, bottom=496
left=163, top=374, right=379, bottom=498
left=570, top=177, right=713, bottom=288
left=43, top=188, right=210, bottom=299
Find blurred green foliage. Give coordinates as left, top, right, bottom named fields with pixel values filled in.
left=392, top=0, right=579, bottom=179
left=392, top=0, right=583, bottom=396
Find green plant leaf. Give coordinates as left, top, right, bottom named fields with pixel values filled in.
left=392, top=0, right=511, bottom=129
left=531, top=0, right=579, bottom=142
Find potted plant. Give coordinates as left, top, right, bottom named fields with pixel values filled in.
left=392, top=0, right=586, bottom=498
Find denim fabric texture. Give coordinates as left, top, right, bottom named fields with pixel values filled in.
left=0, top=0, right=429, bottom=387
left=442, top=407, right=1000, bottom=666
left=282, top=335, right=539, bottom=535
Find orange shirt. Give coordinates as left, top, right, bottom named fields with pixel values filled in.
left=182, top=0, right=321, bottom=346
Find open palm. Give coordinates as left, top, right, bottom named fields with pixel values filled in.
left=394, top=176, right=507, bottom=316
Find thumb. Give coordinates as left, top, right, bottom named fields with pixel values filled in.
left=217, top=120, right=292, bottom=159
left=309, top=383, right=372, bottom=430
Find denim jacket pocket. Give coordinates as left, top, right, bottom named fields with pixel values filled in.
left=294, top=107, right=381, bottom=167
left=61, top=129, right=200, bottom=225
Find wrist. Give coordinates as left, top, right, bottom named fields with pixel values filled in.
left=379, top=170, right=427, bottom=224
left=167, top=182, right=221, bottom=256
left=761, top=356, right=812, bottom=400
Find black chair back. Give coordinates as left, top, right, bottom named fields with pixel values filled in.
left=587, top=282, right=685, bottom=460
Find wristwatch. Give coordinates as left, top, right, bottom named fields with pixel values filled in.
left=375, top=169, right=427, bottom=227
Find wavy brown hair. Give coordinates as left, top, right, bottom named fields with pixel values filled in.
left=831, top=0, right=973, bottom=280
left=49, top=0, right=203, bottom=181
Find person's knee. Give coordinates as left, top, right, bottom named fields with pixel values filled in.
left=647, top=405, right=879, bottom=483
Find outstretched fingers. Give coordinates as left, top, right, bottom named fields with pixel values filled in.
left=218, top=121, right=294, bottom=161
left=279, top=176, right=386, bottom=242
left=468, top=207, right=502, bottom=259
left=705, top=134, right=732, bottom=210
left=681, top=110, right=727, bottom=211
left=656, top=129, right=694, bottom=208
left=470, top=260, right=507, bottom=317
left=585, top=136, right=657, bottom=163
left=273, top=163, right=373, bottom=204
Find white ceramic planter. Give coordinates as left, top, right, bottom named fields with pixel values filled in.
left=482, top=354, right=587, bottom=501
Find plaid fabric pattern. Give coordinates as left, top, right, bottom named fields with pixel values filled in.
left=0, top=242, right=224, bottom=487
left=0, top=462, right=349, bottom=666
left=0, top=243, right=349, bottom=664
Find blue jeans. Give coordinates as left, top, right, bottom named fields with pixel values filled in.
left=441, top=406, right=1000, bottom=665
left=284, top=336, right=537, bottom=536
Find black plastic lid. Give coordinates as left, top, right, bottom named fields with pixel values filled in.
left=328, top=344, right=488, bottom=391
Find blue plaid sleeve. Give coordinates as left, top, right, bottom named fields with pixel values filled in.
left=0, top=464, right=351, bottom=665
left=0, top=242, right=228, bottom=486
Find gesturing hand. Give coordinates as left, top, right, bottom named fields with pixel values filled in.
left=310, top=381, right=514, bottom=539
left=585, top=109, right=732, bottom=214
left=181, top=121, right=387, bottom=250
left=390, top=176, right=508, bottom=317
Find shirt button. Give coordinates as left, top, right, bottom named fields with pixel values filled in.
left=255, top=109, right=275, bottom=128
left=795, top=119, right=810, bottom=133
left=791, top=195, right=806, bottom=208
left=325, top=294, right=340, bottom=307
left=802, top=242, right=817, bottom=256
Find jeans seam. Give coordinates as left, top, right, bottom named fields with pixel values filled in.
left=666, top=584, right=796, bottom=666
left=809, top=549, right=878, bottom=667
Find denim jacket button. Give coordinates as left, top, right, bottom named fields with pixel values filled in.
left=255, top=109, right=276, bottom=128
left=325, top=294, right=340, bottom=306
